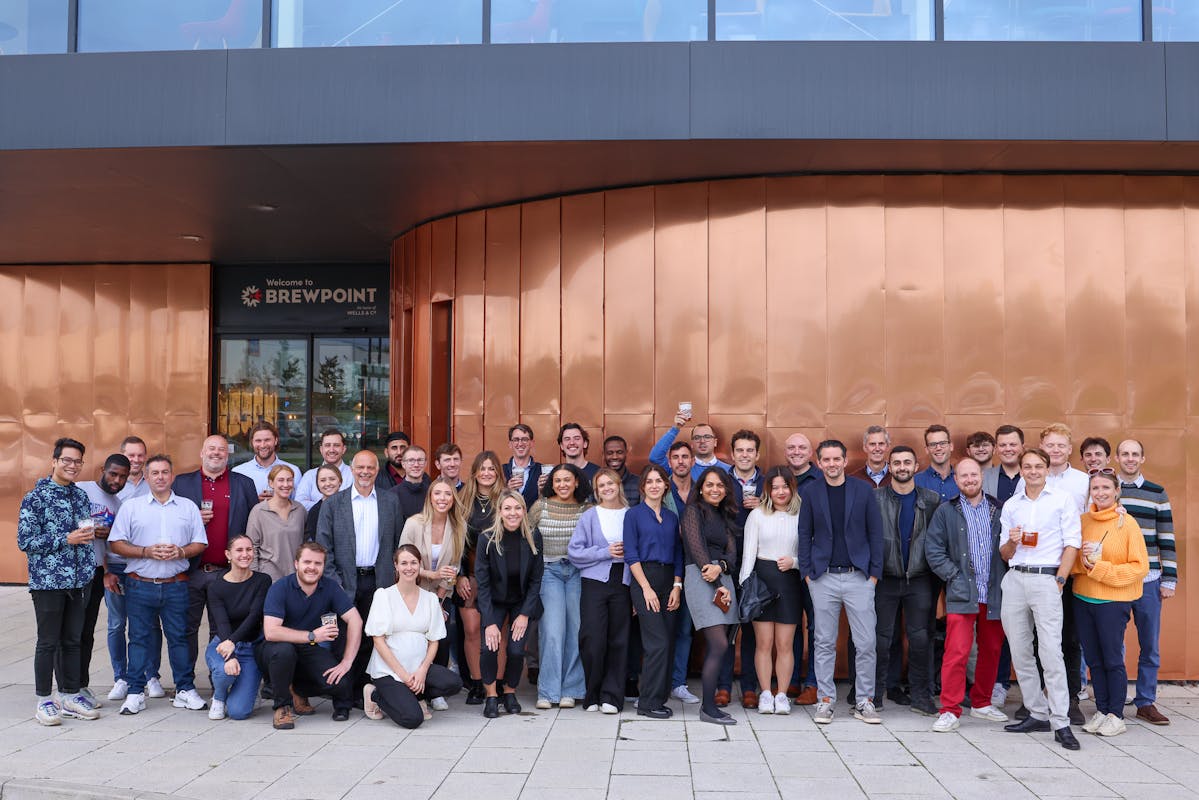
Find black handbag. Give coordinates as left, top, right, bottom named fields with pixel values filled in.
left=738, top=571, right=778, bottom=624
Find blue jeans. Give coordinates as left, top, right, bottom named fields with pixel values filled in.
left=1131, top=578, right=1162, bottom=707
left=672, top=594, right=693, bottom=688
left=205, top=637, right=261, bottom=719
left=125, top=578, right=193, bottom=695
left=104, top=563, right=161, bottom=683
left=537, top=559, right=585, bottom=702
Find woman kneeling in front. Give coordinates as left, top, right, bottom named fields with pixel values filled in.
left=362, top=544, right=463, bottom=728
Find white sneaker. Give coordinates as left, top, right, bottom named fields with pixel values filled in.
left=172, top=688, right=207, bottom=711
left=775, top=693, right=791, bottom=715
left=672, top=684, right=701, bottom=704
left=969, top=705, right=1009, bottom=722
left=61, top=693, right=100, bottom=720
left=430, top=696, right=449, bottom=712
left=79, top=687, right=102, bottom=709
left=1077, top=688, right=1090, bottom=702
left=1083, top=710, right=1107, bottom=734
left=119, top=693, right=146, bottom=715
left=1125, top=690, right=1135, bottom=706
left=584, top=704, right=599, bottom=712
left=758, top=690, right=775, bottom=714
left=208, top=698, right=226, bottom=720
left=36, top=699, right=62, bottom=727
left=558, top=697, right=576, bottom=709
left=601, top=703, right=619, bottom=715
left=933, top=711, right=960, bottom=732
left=1098, top=713, right=1127, bottom=737
left=990, top=684, right=1008, bottom=707
left=146, top=677, right=166, bottom=699
left=536, top=698, right=552, bottom=710
left=108, top=679, right=129, bottom=701
left=814, top=700, right=834, bottom=724
left=854, top=700, right=882, bottom=724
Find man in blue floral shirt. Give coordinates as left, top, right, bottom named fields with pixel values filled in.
left=17, top=437, right=103, bottom=726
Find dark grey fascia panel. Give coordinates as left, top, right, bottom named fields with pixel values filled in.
left=0, top=51, right=228, bottom=150
left=224, top=43, right=693, bottom=144
left=1165, top=45, right=1199, bottom=142
left=689, top=41, right=1169, bottom=142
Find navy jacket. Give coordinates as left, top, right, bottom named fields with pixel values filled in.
left=502, top=460, right=543, bottom=511
left=797, top=476, right=884, bottom=580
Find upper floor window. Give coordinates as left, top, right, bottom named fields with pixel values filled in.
left=78, top=0, right=263, bottom=52
left=491, top=0, right=706, bottom=43
left=944, top=0, right=1141, bottom=41
left=272, top=0, right=482, bottom=47
left=716, top=0, right=933, bottom=40
left=0, top=0, right=68, bottom=54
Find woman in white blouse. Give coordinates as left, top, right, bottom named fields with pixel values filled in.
left=739, top=466, right=802, bottom=716
left=362, top=544, right=463, bottom=728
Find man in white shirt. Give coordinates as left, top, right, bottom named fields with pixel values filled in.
left=998, top=447, right=1081, bottom=750
left=116, top=436, right=150, bottom=502
left=232, top=421, right=300, bottom=499
left=295, top=429, right=352, bottom=509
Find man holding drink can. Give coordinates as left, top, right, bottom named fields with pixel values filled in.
left=998, top=447, right=1082, bottom=750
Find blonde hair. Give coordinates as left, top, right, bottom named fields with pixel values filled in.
left=759, top=466, right=801, bottom=516
left=418, top=476, right=467, bottom=568
left=592, top=468, right=629, bottom=508
left=1040, top=422, right=1073, bottom=443
left=486, top=489, right=538, bottom=557
left=267, top=464, right=293, bottom=484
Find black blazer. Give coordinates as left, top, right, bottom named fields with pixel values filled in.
left=173, top=469, right=258, bottom=567
left=502, top=460, right=543, bottom=512
left=797, top=476, right=884, bottom=580
left=475, top=528, right=544, bottom=628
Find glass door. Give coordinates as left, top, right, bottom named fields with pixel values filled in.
left=217, top=338, right=311, bottom=469
left=312, top=337, right=391, bottom=453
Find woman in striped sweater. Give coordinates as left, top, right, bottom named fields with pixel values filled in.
left=530, top=463, right=592, bottom=709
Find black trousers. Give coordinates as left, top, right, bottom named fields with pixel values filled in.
left=33, top=587, right=87, bottom=697
left=373, top=668, right=463, bottom=728
left=579, top=564, right=632, bottom=709
left=336, top=569, right=378, bottom=697
left=480, top=602, right=529, bottom=689
left=186, top=566, right=223, bottom=671
left=55, top=568, right=103, bottom=690
left=630, top=562, right=677, bottom=712
left=874, top=573, right=936, bottom=704
left=258, top=640, right=353, bottom=712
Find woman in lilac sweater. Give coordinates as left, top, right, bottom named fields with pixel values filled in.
left=568, top=469, right=631, bottom=713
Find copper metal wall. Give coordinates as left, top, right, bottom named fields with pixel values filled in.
left=391, top=175, right=1198, bottom=677
left=0, top=265, right=212, bottom=584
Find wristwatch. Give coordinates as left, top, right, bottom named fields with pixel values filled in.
left=308, top=631, right=316, bottom=646
left=1055, top=576, right=1067, bottom=587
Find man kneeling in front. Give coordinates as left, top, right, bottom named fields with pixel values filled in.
left=260, top=542, right=362, bottom=729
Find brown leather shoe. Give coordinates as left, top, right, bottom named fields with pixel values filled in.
left=272, top=706, right=296, bottom=730
left=1136, top=704, right=1171, bottom=725
left=785, top=683, right=802, bottom=699
left=290, top=687, right=315, bottom=716
left=742, top=691, right=759, bottom=709
left=714, top=690, right=731, bottom=707
left=796, top=686, right=819, bottom=706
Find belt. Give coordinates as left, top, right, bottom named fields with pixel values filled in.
left=1011, top=565, right=1059, bottom=575
left=826, top=566, right=857, bottom=574
left=356, top=567, right=375, bottom=575
left=126, top=571, right=188, bottom=584
left=198, top=563, right=227, bottom=573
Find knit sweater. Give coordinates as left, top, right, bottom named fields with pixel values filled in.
left=529, top=497, right=590, bottom=560
left=1071, top=504, right=1149, bottom=603
left=1119, top=477, right=1176, bottom=588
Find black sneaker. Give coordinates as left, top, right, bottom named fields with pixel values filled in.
left=483, top=697, right=499, bottom=719
left=887, top=687, right=912, bottom=706
left=465, top=680, right=484, bottom=706
left=502, top=693, right=522, bottom=714
left=910, top=697, right=939, bottom=717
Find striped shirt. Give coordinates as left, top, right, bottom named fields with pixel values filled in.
left=960, top=495, right=996, bottom=600
left=1120, top=475, right=1176, bottom=589
left=530, top=497, right=590, bottom=561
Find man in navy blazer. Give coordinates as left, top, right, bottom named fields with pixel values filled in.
left=172, top=434, right=259, bottom=668
left=798, top=439, right=884, bottom=726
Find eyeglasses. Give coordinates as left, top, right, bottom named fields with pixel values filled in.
left=509, top=437, right=531, bottom=443
left=1088, top=467, right=1115, bottom=476
left=692, top=434, right=715, bottom=441
left=926, top=441, right=951, bottom=449
left=57, top=457, right=83, bottom=467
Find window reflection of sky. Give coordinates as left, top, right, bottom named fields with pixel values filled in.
left=715, top=0, right=932, bottom=40
left=0, top=0, right=68, bottom=54
left=491, top=0, right=706, bottom=43
left=272, top=0, right=482, bottom=47
left=78, top=0, right=262, bottom=52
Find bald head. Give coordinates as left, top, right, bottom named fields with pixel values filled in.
left=200, top=435, right=229, bottom=477
left=785, top=433, right=814, bottom=473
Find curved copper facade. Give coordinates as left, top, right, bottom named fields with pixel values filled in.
left=393, top=175, right=1197, bottom=678
left=0, top=264, right=212, bottom=584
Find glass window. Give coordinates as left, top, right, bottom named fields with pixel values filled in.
left=492, top=0, right=706, bottom=43
left=312, top=337, right=390, bottom=455
left=1153, top=1, right=1199, bottom=40
left=945, top=0, right=1140, bottom=41
left=273, top=0, right=481, bottom=47
left=0, top=0, right=68, bottom=55
left=78, top=0, right=263, bottom=52
left=219, top=338, right=310, bottom=470
left=716, top=0, right=932, bottom=40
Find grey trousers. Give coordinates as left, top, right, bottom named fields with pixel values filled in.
left=808, top=570, right=877, bottom=704
left=1000, top=570, right=1070, bottom=730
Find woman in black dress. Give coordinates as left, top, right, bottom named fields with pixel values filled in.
left=457, top=450, right=502, bottom=704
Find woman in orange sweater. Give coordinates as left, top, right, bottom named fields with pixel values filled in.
left=1072, top=470, right=1149, bottom=738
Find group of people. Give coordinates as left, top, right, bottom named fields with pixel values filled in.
left=17, top=411, right=1175, bottom=748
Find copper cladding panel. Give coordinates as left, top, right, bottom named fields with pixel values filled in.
left=519, top=198, right=562, bottom=417
left=0, top=264, right=211, bottom=584
left=561, top=193, right=606, bottom=425
left=394, top=174, right=1199, bottom=675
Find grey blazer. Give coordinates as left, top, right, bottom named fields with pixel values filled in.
left=982, top=465, right=1019, bottom=502
left=316, top=487, right=404, bottom=596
